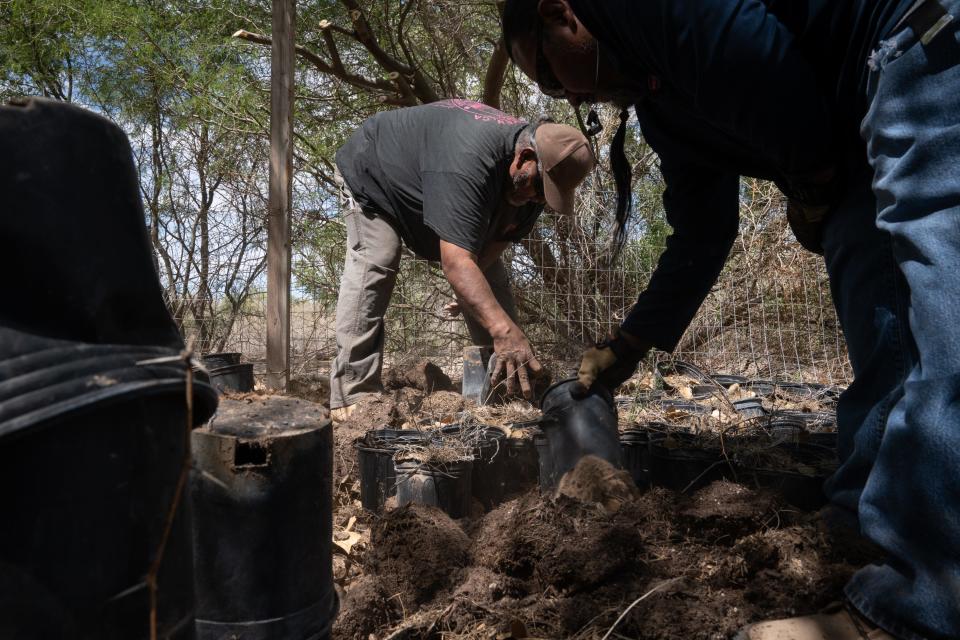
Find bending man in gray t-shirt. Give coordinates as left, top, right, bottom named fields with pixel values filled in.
left=331, top=100, right=594, bottom=418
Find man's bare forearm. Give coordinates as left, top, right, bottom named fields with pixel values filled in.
left=477, top=240, right=509, bottom=272
left=440, top=240, right=515, bottom=338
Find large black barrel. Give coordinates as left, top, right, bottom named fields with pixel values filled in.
left=538, top=379, right=622, bottom=489
left=0, top=391, right=208, bottom=640
left=0, top=97, right=219, bottom=639
left=190, top=396, right=338, bottom=639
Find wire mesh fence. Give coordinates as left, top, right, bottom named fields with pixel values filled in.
left=210, top=179, right=852, bottom=388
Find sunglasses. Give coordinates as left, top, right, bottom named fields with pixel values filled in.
left=534, top=19, right=566, bottom=98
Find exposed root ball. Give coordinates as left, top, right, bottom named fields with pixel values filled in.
left=556, top=454, right=640, bottom=513
left=472, top=491, right=646, bottom=594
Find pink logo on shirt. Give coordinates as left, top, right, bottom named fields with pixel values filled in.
left=434, top=99, right=525, bottom=125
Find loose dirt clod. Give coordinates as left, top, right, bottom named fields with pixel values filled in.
left=383, top=359, right=454, bottom=392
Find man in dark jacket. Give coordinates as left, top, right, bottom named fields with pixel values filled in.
left=330, top=100, right=593, bottom=419
left=504, top=1, right=960, bottom=639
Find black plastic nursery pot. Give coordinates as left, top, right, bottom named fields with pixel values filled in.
left=470, top=427, right=509, bottom=509
left=534, top=430, right=555, bottom=491
left=690, top=384, right=722, bottom=400
left=394, top=458, right=474, bottom=519
left=537, top=379, right=622, bottom=491
left=430, top=423, right=510, bottom=508
left=191, top=396, right=337, bottom=640
left=2, top=97, right=225, bottom=640
left=774, top=381, right=819, bottom=400
left=620, top=427, right=653, bottom=489
left=209, top=362, right=255, bottom=393
left=649, top=433, right=731, bottom=493
left=732, top=397, right=766, bottom=419
left=742, top=380, right=775, bottom=397
left=659, top=398, right=712, bottom=415
left=201, top=352, right=241, bottom=370
left=655, top=359, right=710, bottom=385
left=501, top=435, right=540, bottom=496
left=356, top=429, right=427, bottom=512
left=737, top=466, right=828, bottom=511
left=711, top=374, right=748, bottom=387
left=769, top=413, right=809, bottom=444
left=788, top=410, right=838, bottom=431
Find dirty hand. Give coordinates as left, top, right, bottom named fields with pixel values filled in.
left=572, top=330, right=649, bottom=397
left=444, top=301, right=462, bottom=318
left=491, top=326, right=543, bottom=400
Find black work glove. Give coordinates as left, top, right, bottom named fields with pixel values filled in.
left=571, top=331, right=650, bottom=397
left=786, top=199, right=830, bottom=255
left=777, top=168, right=843, bottom=255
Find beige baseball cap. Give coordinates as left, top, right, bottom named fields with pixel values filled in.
left=536, top=123, right=595, bottom=215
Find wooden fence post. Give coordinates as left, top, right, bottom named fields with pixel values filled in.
left=266, top=0, right=295, bottom=391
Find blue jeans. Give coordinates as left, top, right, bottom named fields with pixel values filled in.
left=821, top=3, right=960, bottom=638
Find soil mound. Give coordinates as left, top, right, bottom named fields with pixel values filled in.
left=383, top=359, right=453, bottom=392
left=332, top=576, right=397, bottom=640
left=368, top=503, right=470, bottom=606
left=347, top=393, right=401, bottom=427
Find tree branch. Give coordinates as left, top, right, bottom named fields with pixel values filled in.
left=339, top=1, right=414, bottom=74
left=481, top=37, right=508, bottom=108
left=232, top=29, right=397, bottom=95
left=339, top=0, right=440, bottom=103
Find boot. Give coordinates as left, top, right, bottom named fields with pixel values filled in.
left=737, top=601, right=897, bottom=640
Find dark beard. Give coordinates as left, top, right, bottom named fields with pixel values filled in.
left=512, top=167, right=532, bottom=191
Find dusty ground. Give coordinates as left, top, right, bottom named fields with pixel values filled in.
left=282, top=362, right=868, bottom=640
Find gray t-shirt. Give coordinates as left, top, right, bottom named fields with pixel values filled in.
left=335, top=100, right=542, bottom=261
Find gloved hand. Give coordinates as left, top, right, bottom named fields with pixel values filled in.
left=786, top=199, right=830, bottom=254
left=572, top=330, right=649, bottom=397
left=777, top=166, right=842, bottom=255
